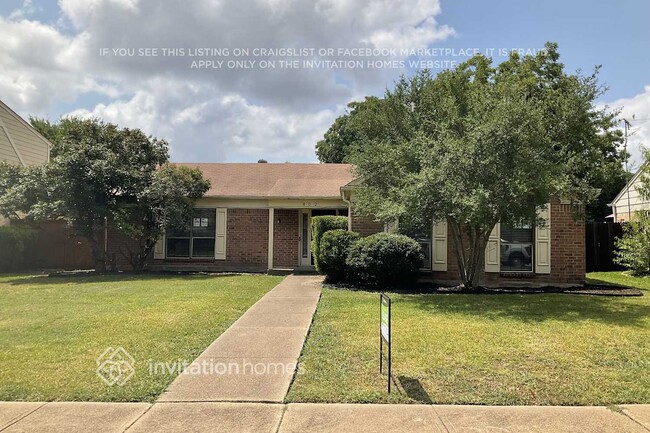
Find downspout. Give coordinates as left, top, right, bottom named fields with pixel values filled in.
left=340, top=187, right=352, bottom=231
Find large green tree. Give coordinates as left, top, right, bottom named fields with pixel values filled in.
left=0, top=117, right=210, bottom=271
left=112, top=164, right=210, bottom=271
left=345, top=43, right=623, bottom=290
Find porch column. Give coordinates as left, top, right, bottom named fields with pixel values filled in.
left=268, top=207, right=274, bottom=270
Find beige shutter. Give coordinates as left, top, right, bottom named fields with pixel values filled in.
left=535, top=204, right=551, bottom=274
left=153, top=233, right=165, bottom=259
left=485, top=223, right=500, bottom=273
left=431, top=220, right=447, bottom=271
left=215, top=208, right=227, bottom=260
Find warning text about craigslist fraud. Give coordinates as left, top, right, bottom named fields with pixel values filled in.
left=98, top=46, right=546, bottom=70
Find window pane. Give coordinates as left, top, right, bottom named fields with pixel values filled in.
left=168, top=224, right=190, bottom=237
left=192, top=209, right=216, bottom=238
left=338, top=209, right=349, bottom=217
left=302, top=213, right=309, bottom=258
left=500, top=225, right=533, bottom=272
left=166, top=238, right=190, bottom=257
left=192, top=238, right=215, bottom=257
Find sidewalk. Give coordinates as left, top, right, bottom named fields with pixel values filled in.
left=2, top=401, right=650, bottom=432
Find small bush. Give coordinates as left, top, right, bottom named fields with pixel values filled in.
left=318, top=229, right=360, bottom=283
left=311, top=215, right=348, bottom=271
left=346, top=232, right=423, bottom=288
left=615, top=214, right=650, bottom=275
left=0, top=224, right=38, bottom=272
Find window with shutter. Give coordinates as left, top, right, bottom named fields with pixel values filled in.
left=485, top=223, right=500, bottom=273
left=431, top=220, right=447, bottom=271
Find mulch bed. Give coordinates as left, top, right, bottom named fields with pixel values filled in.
left=324, top=282, right=643, bottom=296
left=431, top=284, right=642, bottom=296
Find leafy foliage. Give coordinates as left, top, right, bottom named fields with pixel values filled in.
left=614, top=212, right=650, bottom=275
left=615, top=150, right=650, bottom=275
left=311, top=215, right=348, bottom=271
left=1, top=117, right=209, bottom=271
left=338, top=42, right=622, bottom=289
left=316, top=229, right=360, bottom=283
left=345, top=232, right=423, bottom=288
left=0, top=225, right=38, bottom=271
left=112, top=164, right=210, bottom=271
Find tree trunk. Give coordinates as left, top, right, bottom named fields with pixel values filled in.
left=449, top=219, right=493, bottom=291
left=86, top=235, right=107, bottom=272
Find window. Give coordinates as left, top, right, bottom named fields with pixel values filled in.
left=166, top=209, right=216, bottom=258
left=500, top=224, right=533, bottom=272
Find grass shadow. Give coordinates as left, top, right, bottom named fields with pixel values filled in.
left=402, top=291, right=650, bottom=327
left=0, top=272, right=258, bottom=286
left=587, top=275, right=650, bottom=292
left=397, top=376, right=433, bottom=404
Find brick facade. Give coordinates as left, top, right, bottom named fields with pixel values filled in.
left=350, top=210, right=384, bottom=237
left=222, top=208, right=269, bottom=270
left=144, top=208, right=270, bottom=273
left=273, top=209, right=299, bottom=268
left=428, top=199, right=585, bottom=287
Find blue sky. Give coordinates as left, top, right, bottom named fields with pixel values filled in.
left=1, top=0, right=648, bottom=164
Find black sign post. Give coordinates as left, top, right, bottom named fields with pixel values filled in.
left=379, top=293, right=391, bottom=393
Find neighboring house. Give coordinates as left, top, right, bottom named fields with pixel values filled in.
left=110, top=162, right=585, bottom=286
left=609, top=166, right=648, bottom=222
left=0, top=99, right=50, bottom=166
left=0, top=98, right=51, bottom=228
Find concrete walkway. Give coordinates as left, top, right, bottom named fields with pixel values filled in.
left=158, top=274, right=322, bottom=403
left=3, top=402, right=650, bottom=432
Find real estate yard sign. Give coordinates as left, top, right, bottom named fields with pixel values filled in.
left=379, top=293, right=391, bottom=393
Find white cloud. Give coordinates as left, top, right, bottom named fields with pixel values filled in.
left=605, top=85, right=650, bottom=170
left=67, top=78, right=342, bottom=162
left=2, top=0, right=455, bottom=161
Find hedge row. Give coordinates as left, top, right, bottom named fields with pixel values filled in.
left=311, top=216, right=423, bottom=288
left=0, top=225, right=38, bottom=272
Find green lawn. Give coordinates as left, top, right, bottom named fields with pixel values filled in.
left=0, top=273, right=283, bottom=402
left=287, top=271, right=650, bottom=405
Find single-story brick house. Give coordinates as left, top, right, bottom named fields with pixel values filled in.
left=111, top=162, right=585, bottom=286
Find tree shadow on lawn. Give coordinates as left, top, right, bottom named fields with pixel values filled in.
left=403, top=292, right=650, bottom=327
left=1, top=272, right=251, bottom=286
left=587, top=275, right=650, bottom=292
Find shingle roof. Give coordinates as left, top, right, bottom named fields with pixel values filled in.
left=176, top=163, right=355, bottom=198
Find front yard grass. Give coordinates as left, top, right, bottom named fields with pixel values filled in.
left=0, top=273, right=283, bottom=402
left=287, top=271, right=650, bottom=405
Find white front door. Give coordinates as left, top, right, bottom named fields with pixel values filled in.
left=299, top=209, right=312, bottom=266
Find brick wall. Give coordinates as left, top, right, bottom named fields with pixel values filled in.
left=430, top=199, right=585, bottom=287
left=146, top=208, right=270, bottom=273
left=223, top=208, right=269, bottom=269
left=350, top=210, right=383, bottom=237
left=106, top=225, right=140, bottom=270
left=273, top=209, right=299, bottom=267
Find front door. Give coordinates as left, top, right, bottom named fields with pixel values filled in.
left=299, top=209, right=312, bottom=266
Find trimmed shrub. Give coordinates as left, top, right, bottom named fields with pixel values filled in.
left=311, top=215, right=348, bottom=271
left=615, top=214, right=650, bottom=275
left=346, top=232, right=423, bottom=288
left=0, top=224, right=38, bottom=272
left=318, top=229, right=360, bottom=283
